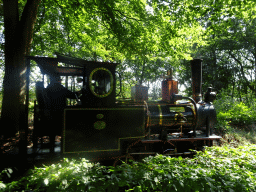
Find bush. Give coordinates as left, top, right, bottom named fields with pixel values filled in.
left=216, top=101, right=255, bottom=131
left=214, top=90, right=256, bottom=135
left=1, top=145, right=256, bottom=191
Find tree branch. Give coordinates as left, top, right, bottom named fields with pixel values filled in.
left=113, top=9, right=142, bottom=22
left=229, top=51, right=256, bottom=92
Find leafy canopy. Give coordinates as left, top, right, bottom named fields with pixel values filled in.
left=31, top=0, right=208, bottom=61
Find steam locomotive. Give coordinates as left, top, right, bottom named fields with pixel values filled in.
left=29, top=53, right=221, bottom=164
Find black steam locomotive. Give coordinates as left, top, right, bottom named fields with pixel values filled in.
left=29, top=53, right=221, bottom=164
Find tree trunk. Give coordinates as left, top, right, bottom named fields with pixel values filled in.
left=139, top=59, right=146, bottom=85
left=1, top=0, right=40, bottom=139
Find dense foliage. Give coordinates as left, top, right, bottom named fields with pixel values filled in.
left=1, top=145, right=256, bottom=191
left=213, top=89, right=256, bottom=146
left=1, top=1, right=256, bottom=191
left=1, top=0, right=256, bottom=115
left=215, top=89, right=256, bottom=126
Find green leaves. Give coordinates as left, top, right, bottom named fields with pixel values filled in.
left=30, top=0, right=212, bottom=63
left=214, top=90, right=256, bottom=139
left=1, top=146, right=256, bottom=191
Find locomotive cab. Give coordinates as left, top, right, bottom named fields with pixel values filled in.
left=31, top=54, right=120, bottom=144
left=31, top=54, right=118, bottom=108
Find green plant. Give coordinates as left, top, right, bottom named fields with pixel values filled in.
left=214, top=89, right=256, bottom=137
left=1, top=145, right=256, bottom=191
left=229, top=102, right=254, bottom=124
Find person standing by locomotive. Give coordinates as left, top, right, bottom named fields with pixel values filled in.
left=45, top=74, right=81, bottom=153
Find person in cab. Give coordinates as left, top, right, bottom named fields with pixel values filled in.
left=45, top=74, right=82, bottom=153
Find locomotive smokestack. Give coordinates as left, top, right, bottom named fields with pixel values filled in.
left=191, top=59, right=202, bottom=103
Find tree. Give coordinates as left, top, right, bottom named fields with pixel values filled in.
left=2, top=0, right=255, bottom=139
left=178, top=0, right=256, bottom=97
left=1, top=0, right=152, bottom=137
left=1, top=0, right=41, bottom=138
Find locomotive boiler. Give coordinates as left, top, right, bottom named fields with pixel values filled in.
left=29, top=53, right=221, bottom=164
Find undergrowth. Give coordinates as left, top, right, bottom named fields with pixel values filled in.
left=1, top=145, right=256, bottom=191
left=214, top=90, right=256, bottom=145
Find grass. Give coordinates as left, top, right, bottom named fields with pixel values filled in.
left=217, top=123, right=256, bottom=148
